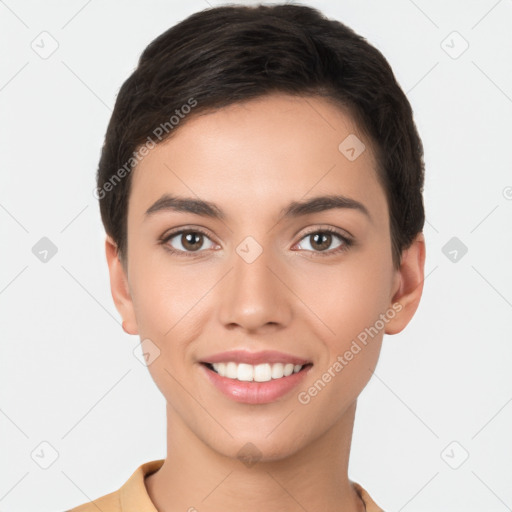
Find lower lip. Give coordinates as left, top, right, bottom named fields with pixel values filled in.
left=200, top=363, right=312, bottom=404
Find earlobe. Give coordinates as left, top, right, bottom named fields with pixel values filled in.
left=105, top=235, right=139, bottom=335
left=385, top=232, right=426, bottom=335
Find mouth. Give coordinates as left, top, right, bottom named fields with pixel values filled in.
left=199, top=360, right=313, bottom=404
left=198, top=349, right=314, bottom=404
left=201, top=361, right=313, bottom=382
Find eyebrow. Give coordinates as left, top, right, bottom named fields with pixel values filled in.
left=144, top=193, right=371, bottom=222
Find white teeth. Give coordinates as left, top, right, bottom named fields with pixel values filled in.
left=254, top=363, right=272, bottom=382
left=225, top=361, right=238, bottom=379
left=283, top=363, right=294, bottom=376
left=237, top=363, right=253, bottom=382
left=271, top=363, right=284, bottom=379
left=209, top=361, right=305, bottom=381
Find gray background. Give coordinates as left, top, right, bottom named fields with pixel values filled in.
left=1, top=0, right=511, bottom=510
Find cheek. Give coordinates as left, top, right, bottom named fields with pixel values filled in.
left=128, top=258, right=202, bottom=397
left=129, top=243, right=208, bottom=336
left=129, top=225, right=394, bottom=343
left=293, top=259, right=391, bottom=411
left=293, top=251, right=393, bottom=342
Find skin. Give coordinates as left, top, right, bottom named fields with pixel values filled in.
left=105, top=93, right=426, bottom=512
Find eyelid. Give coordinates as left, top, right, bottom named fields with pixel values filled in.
left=159, top=226, right=219, bottom=258
left=159, top=225, right=215, bottom=243
left=297, top=224, right=354, bottom=241
left=160, top=224, right=354, bottom=257
left=292, top=225, right=353, bottom=257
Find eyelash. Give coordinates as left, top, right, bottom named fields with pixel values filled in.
left=159, top=226, right=353, bottom=258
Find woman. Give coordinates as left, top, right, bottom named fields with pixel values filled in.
left=70, top=4, right=426, bottom=510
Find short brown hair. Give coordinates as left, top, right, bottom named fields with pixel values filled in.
left=96, top=3, right=425, bottom=269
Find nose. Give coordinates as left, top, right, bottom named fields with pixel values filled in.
left=217, top=242, right=292, bottom=333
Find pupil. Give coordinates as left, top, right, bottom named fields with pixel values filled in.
left=313, top=232, right=330, bottom=251
left=184, top=232, right=202, bottom=251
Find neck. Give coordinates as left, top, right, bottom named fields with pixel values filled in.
left=145, top=400, right=365, bottom=512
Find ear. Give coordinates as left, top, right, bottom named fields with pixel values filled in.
left=105, top=235, right=139, bottom=335
left=385, top=232, right=426, bottom=335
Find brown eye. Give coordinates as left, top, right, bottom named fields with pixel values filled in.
left=180, top=232, right=204, bottom=251
left=295, top=229, right=351, bottom=256
left=309, top=232, right=333, bottom=252
left=162, top=229, right=217, bottom=255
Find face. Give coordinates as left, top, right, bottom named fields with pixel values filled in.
left=108, top=93, right=423, bottom=461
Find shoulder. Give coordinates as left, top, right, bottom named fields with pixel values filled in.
left=352, top=481, right=385, bottom=512
left=66, top=489, right=120, bottom=512
left=64, top=459, right=165, bottom=512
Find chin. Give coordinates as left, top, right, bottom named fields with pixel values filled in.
left=210, top=432, right=307, bottom=465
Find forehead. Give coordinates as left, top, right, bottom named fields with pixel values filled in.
left=129, top=93, right=387, bottom=225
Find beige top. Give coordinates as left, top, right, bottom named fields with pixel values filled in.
left=67, top=459, right=384, bottom=511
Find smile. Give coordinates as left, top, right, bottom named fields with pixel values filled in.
left=200, top=361, right=313, bottom=404
left=204, top=361, right=311, bottom=382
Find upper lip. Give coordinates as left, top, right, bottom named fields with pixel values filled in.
left=200, top=350, right=311, bottom=366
